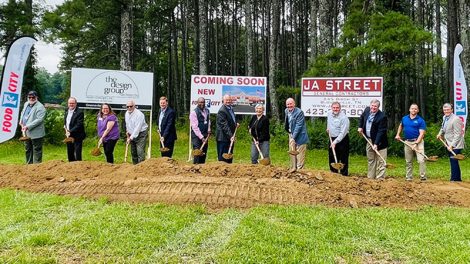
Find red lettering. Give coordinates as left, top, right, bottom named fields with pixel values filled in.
left=8, top=72, right=19, bottom=92
left=236, top=77, right=265, bottom=86
left=2, top=107, right=14, bottom=132
left=197, top=89, right=215, bottom=95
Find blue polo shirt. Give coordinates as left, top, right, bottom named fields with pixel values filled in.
left=401, top=115, right=426, bottom=140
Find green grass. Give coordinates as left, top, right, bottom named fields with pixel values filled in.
left=1, top=130, right=468, bottom=181
left=1, top=189, right=470, bottom=263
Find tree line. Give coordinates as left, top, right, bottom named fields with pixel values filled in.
left=1, top=0, right=469, bottom=126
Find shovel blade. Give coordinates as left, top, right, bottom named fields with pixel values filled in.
left=288, top=150, right=299, bottom=156
left=426, top=156, right=439, bottom=162
left=91, top=148, right=102, bottom=156
left=19, top=136, right=30, bottom=142
left=451, top=154, right=465, bottom=160
left=330, top=162, right=344, bottom=170
left=160, top=147, right=170, bottom=153
left=222, top=153, right=233, bottom=160
left=63, top=137, right=75, bottom=143
left=259, top=158, right=270, bottom=166
left=192, top=149, right=204, bottom=157
left=385, top=164, right=396, bottom=169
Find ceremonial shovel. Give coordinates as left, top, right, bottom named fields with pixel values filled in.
left=157, top=130, right=170, bottom=153
left=398, top=139, right=438, bottom=162
left=328, top=132, right=345, bottom=171
left=62, top=128, right=74, bottom=143
left=361, top=133, right=395, bottom=169
left=19, top=130, right=30, bottom=141
left=252, top=137, right=270, bottom=165
left=222, top=124, right=240, bottom=160
left=438, top=137, right=465, bottom=160
left=288, top=134, right=300, bottom=156
left=124, top=142, right=129, bottom=163
left=192, top=135, right=209, bottom=157
left=91, top=141, right=102, bottom=156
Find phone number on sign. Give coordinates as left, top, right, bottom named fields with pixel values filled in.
left=305, top=108, right=364, bottom=116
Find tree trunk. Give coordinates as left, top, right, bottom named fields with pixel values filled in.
left=269, top=0, right=280, bottom=120
left=199, top=0, right=207, bottom=74
left=447, top=0, right=459, bottom=102
left=309, top=0, right=318, bottom=63
left=318, top=0, right=333, bottom=54
left=245, top=0, right=254, bottom=76
left=458, top=0, right=470, bottom=83
left=120, top=0, right=133, bottom=71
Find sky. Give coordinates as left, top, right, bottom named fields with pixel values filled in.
left=0, top=0, right=65, bottom=74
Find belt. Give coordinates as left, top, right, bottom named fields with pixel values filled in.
left=405, top=138, right=417, bottom=141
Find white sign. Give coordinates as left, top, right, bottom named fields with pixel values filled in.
left=301, top=77, right=383, bottom=117
left=0, top=36, right=37, bottom=143
left=71, top=67, right=154, bottom=111
left=190, top=75, right=267, bottom=115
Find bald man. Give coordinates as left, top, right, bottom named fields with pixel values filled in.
left=216, top=95, right=239, bottom=163
left=284, top=98, right=309, bottom=172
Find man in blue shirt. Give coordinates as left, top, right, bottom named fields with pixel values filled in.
left=395, top=103, right=427, bottom=181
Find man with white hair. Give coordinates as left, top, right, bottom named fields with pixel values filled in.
left=216, top=95, right=239, bottom=163
left=64, top=97, right=86, bottom=162
left=19, top=91, right=46, bottom=164
left=284, top=97, right=309, bottom=172
left=125, top=100, right=148, bottom=164
left=327, top=101, right=350, bottom=176
left=437, top=103, right=465, bottom=181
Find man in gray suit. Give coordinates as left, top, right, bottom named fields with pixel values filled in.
left=437, top=103, right=465, bottom=181
left=19, top=91, right=46, bottom=164
left=216, top=95, right=239, bottom=163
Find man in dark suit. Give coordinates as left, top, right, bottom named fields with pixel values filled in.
left=358, top=99, right=388, bottom=179
left=216, top=95, right=239, bottom=163
left=64, top=97, right=86, bottom=162
left=158, top=96, right=177, bottom=158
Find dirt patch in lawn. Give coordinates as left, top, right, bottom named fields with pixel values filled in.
left=1, top=157, right=469, bottom=209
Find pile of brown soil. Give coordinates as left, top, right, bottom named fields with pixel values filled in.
left=1, top=158, right=469, bottom=209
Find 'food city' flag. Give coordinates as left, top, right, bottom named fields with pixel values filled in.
left=0, top=36, right=37, bottom=143
left=453, top=44, right=468, bottom=131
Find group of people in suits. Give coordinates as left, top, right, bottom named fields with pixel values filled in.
left=18, top=91, right=465, bottom=182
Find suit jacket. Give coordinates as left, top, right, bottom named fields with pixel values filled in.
left=64, top=107, right=86, bottom=141
left=284, top=107, right=309, bottom=145
left=158, top=107, right=177, bottom=143
left=359, top=107, right=388, bottom=150
left=19, top=101, right=46, bottom=139
left=216, top=104, right=236, bottom=142
left=438, top=114, right=465, bottom=149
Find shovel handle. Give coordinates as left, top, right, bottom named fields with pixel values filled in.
left=157, top=129, right=166, bottom=148
left=227, top=125, right=239, bottom=155
left=398, top=139, right=429, bottom=159
left=327, top=132, right=339, bottom=164
left=252, top=137, right=265, bottom=159
left=438, top=137, right=458, bottom=156
left=361, top=133, right=388, bottom=165
left=124, top=142, right=129, bottom=163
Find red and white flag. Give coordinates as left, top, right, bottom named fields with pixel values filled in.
left=0, top=36, right=37, bottom=143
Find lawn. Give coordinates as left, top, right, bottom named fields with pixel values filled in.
left=1, top=135, right=470, bottom=263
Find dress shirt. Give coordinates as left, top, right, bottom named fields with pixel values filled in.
left=125, top=108, right=148, bottom=140
left=327, top=111, right=350, bottom=144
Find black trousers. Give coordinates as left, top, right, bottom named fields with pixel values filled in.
left=160, top=140, right=175, bottom=158
left=328, top=134, right=349, bottom=176
left=192, top=136, right=208, bottom=164
left=217, top=140, right=233, bottom=163
left=67, top=140, right=83, bottom=162
left=103, top=139, right=118, bottom=163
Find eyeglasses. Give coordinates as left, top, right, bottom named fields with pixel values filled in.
left=28, top=96, right=36, bottom=99
left=126, top=105, right=134, bottom=108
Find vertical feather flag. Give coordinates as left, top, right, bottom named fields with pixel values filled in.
left=0, top=36, right=37, bottom=143
left=453, top=44, right=468, bottom=131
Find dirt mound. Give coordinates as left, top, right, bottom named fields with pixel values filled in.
left=1, top=158, right=470, bottom=209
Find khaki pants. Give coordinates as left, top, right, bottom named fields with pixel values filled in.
left=366, top=144, right=387, bottom=179
left=289, top=140, right=307, bottom=170
left=404, top=141, right=426, bottom=179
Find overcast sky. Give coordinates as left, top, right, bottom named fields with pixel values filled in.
left=0, top=0, right=65, bottom=73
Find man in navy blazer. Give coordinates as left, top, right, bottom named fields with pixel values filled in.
left=358, top=99, right=388, bottom=179
left=158, top=96, right=177, bottom=158
left=64, top=97, right=86, bottom=162
left=216, top=95, right=239, bottom=163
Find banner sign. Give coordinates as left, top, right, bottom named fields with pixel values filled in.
left=71, top=67, right=154, bottom=111
left=301, top=77, right=383, bottom=117
left=0, top=36, right=37, bottom=143
left=190, top=75, right=267, bottom=115
left=453, top=44, right=468, bottom=130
